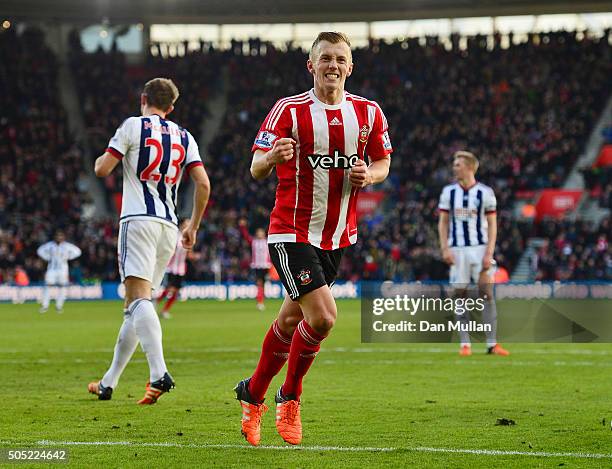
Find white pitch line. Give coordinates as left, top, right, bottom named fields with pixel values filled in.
left=2, top=346, right=612, bottom=355
left=33, top=440, right=392, bottom=452
left=3, top=358, right=612, bottom=369
left=3, top=346, right=612, bottom=356
left=8, top=440, right=607, bottom=459
left=414, top=446, right=612, bottom=459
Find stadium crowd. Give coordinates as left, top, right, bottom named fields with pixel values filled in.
left=194, top=30, right=612, bottom=282
left=0, top=26, right=610, bottom=285
left=533, top=216, right=610, bottom=281
left=0, top=27, right=120, bottom=284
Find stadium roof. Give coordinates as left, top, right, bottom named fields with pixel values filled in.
left=3, top=0, right=612, bottom=24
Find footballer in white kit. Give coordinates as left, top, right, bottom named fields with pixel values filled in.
left=88, top=78, right=211, bottom=404
left=37, top=231, right=81, bottom=313
left=438, top=151, right=509, bottom=356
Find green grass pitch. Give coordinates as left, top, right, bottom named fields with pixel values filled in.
left=1, top=299, right=611, bottom=468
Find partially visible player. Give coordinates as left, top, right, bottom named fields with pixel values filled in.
left=235, top=32, right=392, bottom=446
left=438, top=151, right=509, bottom=356
left=37, top=231, right=81, bottom=313
left=88, top=78, right=211, bottom=404
left=157, top=218, right=192, bottom=319
left=239, top=218, right=271, bottom=311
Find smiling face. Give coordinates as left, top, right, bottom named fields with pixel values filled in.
left=307, top=40, right=353, bottom=98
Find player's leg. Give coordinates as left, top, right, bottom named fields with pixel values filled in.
left=96, top=306, right=139, bottom=395
left=255, top=270, right=265, bottom=310
left=451, top=248, right=472, bottom=355
left=89, top=223, right=145, bottom=400
left=134, top=223, right=178, bottom=404
left=40, top=271, right=53, bottom=313
left=156, top=283, right=169, bottom=307
left=162, top=277, right=182, bottom=316
left=477, top=258, right=509, bottom=356
left=247, top=295, right=302, bottom=401
left=235, top=294, right=301, bottom=446
left=281, top=285, right=335, bottom=398
left=273, top=286, right=336, bottom=445
left=273, top=243, right=341, bottom=445
left=55, top=272, right=69, bottom=312
left=124, top=277, right=166, bottom=386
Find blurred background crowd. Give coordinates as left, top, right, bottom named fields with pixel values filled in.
left=0, top=25, right=610, bottom=285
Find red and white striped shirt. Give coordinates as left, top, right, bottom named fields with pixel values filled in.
left=240, top=225, right=271, bottom=269
left=252, top=89, right=392, bottom=250
left=167, top=237, right=188, bottom=276
left=251, top=239, right=271, bottom=269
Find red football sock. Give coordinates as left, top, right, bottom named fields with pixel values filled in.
left=163, top=291, right=178, bottom=312
left=157, top=287, right=169, bottom=304
left=248, top=320, right=292, bottom=402
left=281, top=320, right=326, bottom=400
left=256, top=284, right=264, bottom=304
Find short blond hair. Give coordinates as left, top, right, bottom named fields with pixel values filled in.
left=453, top=150, right=479, bottom=173
left=143, top=78, right=179, bottom=112
left=309, top=32, right=352, bottom=61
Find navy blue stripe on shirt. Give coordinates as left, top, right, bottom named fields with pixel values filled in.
left=157, top=118, right=172, bottom=220
left=462, top=187, right=470, bottom=247
left=137, top=117, right=156, bottom=215
left=476, top=189, right=484, bottom=245
left=173, top=127, right=190, bottom=207
left=449, top=188, right=457, bottom=247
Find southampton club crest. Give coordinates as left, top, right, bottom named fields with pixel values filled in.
left=359, top=124, right=369, bottom=143
left=297, top=269, right=312, bottom=286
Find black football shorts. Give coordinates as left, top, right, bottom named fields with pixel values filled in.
left=269, top=242, right=344, bottom=300
left=166, top=273, right=184, bottom=289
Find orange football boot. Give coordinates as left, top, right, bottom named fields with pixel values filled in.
left=487, top=344, right=510, bottom=356
left=235, top=378, right=268, bottom=446
left=275, top=390, right=302, bottom=445
left=137, top=372, right=174, bottom=405
left=88, top=380, right=113, bottom=400
left=459, top=345, right=472, bottom=356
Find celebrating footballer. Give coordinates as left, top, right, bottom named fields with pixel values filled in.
left=234, top=32, right=393, bottom=446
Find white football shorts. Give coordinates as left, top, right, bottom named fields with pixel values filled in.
left=449, top=245, right=496, bottom=287
left=117, top=219, right=178, bottom=290
left=45, top=270, right=69, bottom=286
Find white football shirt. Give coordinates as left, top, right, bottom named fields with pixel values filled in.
left=106, top=114, right=204, bottom=227
left=438, top=182, right=496, bottom=247
left=37, top=241, right=82, bottom=274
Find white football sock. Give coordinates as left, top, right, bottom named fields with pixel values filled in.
left=56, top=286, right=67, bottom=310
left=483, top=300, right=498, bottom=347
left=131, top=298, right=168, bottom=383
left=41, top=286, right=50, bottom=309
left=101, top=309, right=139, bottom=389
left=456, top=310, right=471, bottom=346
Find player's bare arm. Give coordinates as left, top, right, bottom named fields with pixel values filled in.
left=348, top=156, right=390, bottom=188
left=183, top=165, right=211, bottom=251
left=438, top=211, right=454, bottom=265
left=482, top=212, right=497, bottom=271
left=94, top=151, right=121, bottom=177
left=250, top=138, right=296, bottom=180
